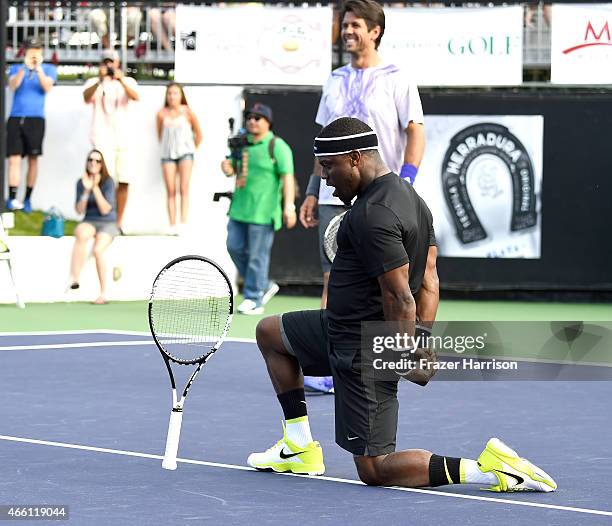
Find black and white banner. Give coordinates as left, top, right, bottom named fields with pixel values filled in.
left=415, top=116, right=543, bottom=259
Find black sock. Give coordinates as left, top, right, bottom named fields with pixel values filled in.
left=25, top=186, right=33, bottom=200
left=277, top=388, right=307, bottom=420
left=9, top=187, right=17, bottom=200
left=428, top=454, right=462, bottom=487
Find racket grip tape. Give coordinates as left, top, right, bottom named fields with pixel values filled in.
left=162, top=409, right=183, bottom=470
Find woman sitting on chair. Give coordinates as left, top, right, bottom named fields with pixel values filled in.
left=69, top=149, right=119, bottom=304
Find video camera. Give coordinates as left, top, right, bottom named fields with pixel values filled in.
left=213, top=118, right=250, bottom=203
left=227, top=117, right=250, bottom=161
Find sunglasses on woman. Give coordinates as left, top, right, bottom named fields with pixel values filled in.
left=87, top=158, right=102, bottom=164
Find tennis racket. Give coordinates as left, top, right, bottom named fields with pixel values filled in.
left=148, top=255, right=233, bottom=470
left=323, top=210, right=347, bottom=263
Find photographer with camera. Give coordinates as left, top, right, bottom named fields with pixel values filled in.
left=5, top=38, right=57, bottom=213
left=83, top=50, right=139, bottom=233
left=221, top=103, right=297, bottom=315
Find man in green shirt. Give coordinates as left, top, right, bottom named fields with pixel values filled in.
left=221, top=103, right=297, bottom=315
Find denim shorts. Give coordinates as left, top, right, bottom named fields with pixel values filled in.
left=161, top=153, right=194, bottom=165
left=82, top=220, right=120, bottom=238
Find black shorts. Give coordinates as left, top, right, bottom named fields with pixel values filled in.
left=280, top=309, right=399, bottom=457
left=6, top=117, right=45, bottom=157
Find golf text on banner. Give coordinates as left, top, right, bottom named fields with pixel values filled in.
left=379, top=6, right=523, bottom=86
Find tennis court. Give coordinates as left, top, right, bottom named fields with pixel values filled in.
left=1, top=299, right=611, bottom=525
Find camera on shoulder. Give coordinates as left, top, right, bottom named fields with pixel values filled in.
left=227, top=117, right=250, bottom=161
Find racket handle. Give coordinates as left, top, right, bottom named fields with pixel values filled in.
left=162, top=409, right=183, bottom=470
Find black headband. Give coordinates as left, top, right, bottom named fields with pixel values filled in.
left=314, top=131, right=378, bottom=157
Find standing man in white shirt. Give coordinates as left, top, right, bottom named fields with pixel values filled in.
left=299, top=0, right=425, bottom=393
left=83, top=50, right=140, bottom=232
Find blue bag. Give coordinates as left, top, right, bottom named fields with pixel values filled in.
left=41, top=207, right=65, bottom=238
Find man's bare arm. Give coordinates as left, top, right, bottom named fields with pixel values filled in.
left=414, top=245, right=439, bottom=328
left=378, top=263, right=437, bottom=386
left=83, top=80, right=101, bottom=103
left=8, top=68, right=26, bottom=91
left=404, top=121, right=425, bottom=167
left=378, top=264, right=416, bottom=338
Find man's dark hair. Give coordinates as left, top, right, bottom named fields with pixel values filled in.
left=25, top=38, right=43, bottom=50
left=341, top=0, right=385, bottom=49
left=318, top=117, right=373, bottom=139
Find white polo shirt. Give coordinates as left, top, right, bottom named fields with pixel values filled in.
left=316, top=62, right=424, bottom=205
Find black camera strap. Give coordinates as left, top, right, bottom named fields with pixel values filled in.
left=268, top=136, right=277, bottom=166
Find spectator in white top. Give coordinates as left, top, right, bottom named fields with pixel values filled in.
left=156, top=82, right=202, bottom=234
left=83, top=50, right=139, bottom=232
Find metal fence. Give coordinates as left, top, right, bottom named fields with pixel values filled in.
left=6, top=2, right=176, bottom=66
left=6, top=1, right=552, bottom=71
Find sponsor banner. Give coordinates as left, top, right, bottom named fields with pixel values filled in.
left=175, top=4, right=332, bottom=86
left=415, top=116, right=543, bottom=259
left=379, top=6, right=523, bottom=86
left=551, top=3, right=612, bottom=84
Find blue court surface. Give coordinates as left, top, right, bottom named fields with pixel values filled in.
left=1, top=331, right=611, bottom=525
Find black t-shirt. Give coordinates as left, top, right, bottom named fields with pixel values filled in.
left=327, top=173, right=436, bottom=345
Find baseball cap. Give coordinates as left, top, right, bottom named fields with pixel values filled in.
left=101, top=49, right=119, bottom=62
left=245, top=103, right=273, bottom=125
left=25, top=38, right=43, bottom=50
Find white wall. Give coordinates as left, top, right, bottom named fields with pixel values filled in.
left=1, top=84, right=246, bottom=303
left=4, top=84, right=243, bottom=233
left=0, top=235, right=238, bottom=304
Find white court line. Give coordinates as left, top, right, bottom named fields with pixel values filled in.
left=3, top=331, right=611, bottom=365
left=0, top=337, right=257, bottom=351
left=0, top=341, right=154, bottom=351
left=0, top=329, right=255, bottom=341
left=0, top=434, right=611, bottom=517
left=2, top=338, right=609, bottom=368
left=0, top=329, right=121, bottom=336
left=0, top=329, right=257, bottom=347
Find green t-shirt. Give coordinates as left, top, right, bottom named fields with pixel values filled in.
left=229, top=131, right=294, bottom=231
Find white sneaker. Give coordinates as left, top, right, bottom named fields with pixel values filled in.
left=478, top=438, right=557, bottom=492
left=247, top=424, right=325, bottom=475
left=6, top=199, right=24, bottom=211
left=237, top=299, right=264, bottom=315
left=262, top=282, right=280, bottom=305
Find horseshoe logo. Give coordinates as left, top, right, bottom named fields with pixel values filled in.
left=441, top=123, right=537, bottom=245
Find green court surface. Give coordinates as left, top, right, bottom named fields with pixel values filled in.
left=1, top=296, right=610, bottom=337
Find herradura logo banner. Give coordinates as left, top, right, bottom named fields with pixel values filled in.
left=414, top=115, right=543, bottom=259
left=551, top=3, right=612, bottom=84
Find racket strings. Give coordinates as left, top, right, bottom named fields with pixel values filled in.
left=150, top=260, right=232, bottom=363
left=324, top=211, right=347, bottom=262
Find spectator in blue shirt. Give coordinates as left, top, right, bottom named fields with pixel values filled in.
left=5, top=38, right=57, bottom=212
left=69, top=150, right=120, bottom=305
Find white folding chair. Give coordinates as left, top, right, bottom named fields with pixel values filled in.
left=0, top=217, right=25, bottom=309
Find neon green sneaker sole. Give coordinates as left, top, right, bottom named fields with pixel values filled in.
left=478, top=438, right=557, bottom=492
left=248, top=438, right=325, bottom=476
